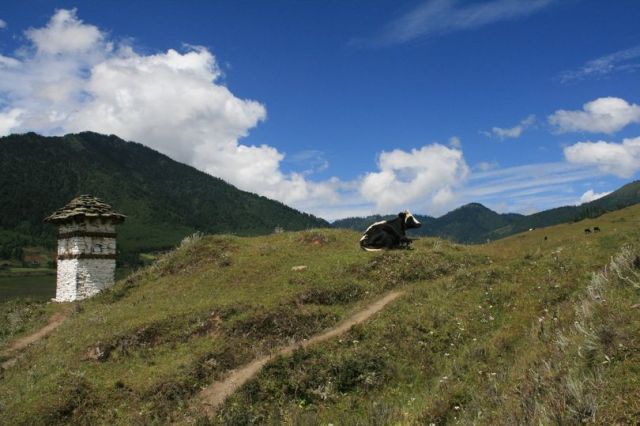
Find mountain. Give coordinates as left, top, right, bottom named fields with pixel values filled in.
left=333, top=181, right=640, bottom=243
left=425, top=203, right=523, bottom=243
left=0, top=132, right=328, bottom=263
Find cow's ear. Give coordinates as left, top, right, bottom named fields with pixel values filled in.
left=398, top=212, right=407, bottom=219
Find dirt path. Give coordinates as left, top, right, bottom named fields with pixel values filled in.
left=195, top=290, right=404, bottom=417
left=1, top=304, right=72, bottom=369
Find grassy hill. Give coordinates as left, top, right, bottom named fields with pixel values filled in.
left=0, top=132, right=328, bottom=264
left=333, top=181, right=640, bottom=244
left=1, top=205, right=639, bottom=424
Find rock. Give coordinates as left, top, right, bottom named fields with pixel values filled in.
left=291, top=265, right=307, bottom=272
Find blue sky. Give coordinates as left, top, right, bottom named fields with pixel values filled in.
left=1, top=1, right=639, bottom=220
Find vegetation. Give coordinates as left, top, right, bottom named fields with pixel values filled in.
left=0, top=132, right=329, bottom=264
left=1, top=204, right=639, bottom=424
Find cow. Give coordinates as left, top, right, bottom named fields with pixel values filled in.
left=584, top=228, right=591, bottom=234
left=594, top=226, right=601, bottom=232
left=360, top=211, right=421, bottom=251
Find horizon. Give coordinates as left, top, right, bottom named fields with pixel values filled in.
left=1, top=2, right=639, bottom=221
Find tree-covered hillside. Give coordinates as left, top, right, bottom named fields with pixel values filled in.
left=0, top=132, right=328, bottom=262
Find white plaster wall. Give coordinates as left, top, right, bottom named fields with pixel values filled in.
left=76, top=259, right=116, bottom=300
left=54, top=258, right=116, bottom=302
left=54, top=259, right=78, bottom=302
left=57, top=236, right=116, bottom=256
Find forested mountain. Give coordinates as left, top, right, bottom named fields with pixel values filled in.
left=333, top=181, right=640, bottom=243
left=0, top=132, right=328, bottom=262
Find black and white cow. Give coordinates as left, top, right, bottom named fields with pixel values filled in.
left=360, top=211, right=421, bottom=251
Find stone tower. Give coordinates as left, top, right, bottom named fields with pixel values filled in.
left=45, top=195, right=126, bottom=302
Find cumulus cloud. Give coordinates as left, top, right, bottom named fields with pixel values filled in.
left=351, top=0, right=554, bottom=48
left=0, top=108, right=23, bottom=135
left=577, top=189, right=611, bottom=205
left=360, top=144, right=469, bottom=214
left=564, top=137, right=640, bottom=178
left=0, top=8, right=344, bottom=210
left=25, top=9, right=103, bottom=55
left=549, top=97, right=640, bottom=134
left=558, top=45, right=640, bottom=84
left=486, top=114, right=535, bottom=139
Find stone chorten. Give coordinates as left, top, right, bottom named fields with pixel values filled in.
left=45, top=195, right=126, bottom=302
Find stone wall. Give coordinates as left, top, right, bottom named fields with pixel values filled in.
left=59, top=221, right=116, bottom=233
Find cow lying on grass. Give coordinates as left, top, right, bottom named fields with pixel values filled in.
left=360, top=211, right=421, bottom=251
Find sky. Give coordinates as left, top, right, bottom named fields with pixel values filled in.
left=0, top=0, right=639, bottom=221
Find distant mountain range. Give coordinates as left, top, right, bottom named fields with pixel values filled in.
left=0, top=132, right=328, bottom=263
left=332, top=180, right=640, bottom=243
left=2, top=131, right=639, bottom=263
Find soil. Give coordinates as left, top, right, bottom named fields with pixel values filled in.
left=195, top=290, right=404, bottom=417
left=1, top=304, right=72, bottom=369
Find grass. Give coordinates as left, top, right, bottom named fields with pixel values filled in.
left=1, top=205, right=639, bottom=425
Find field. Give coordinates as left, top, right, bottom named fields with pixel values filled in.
left=0, top=273, right=56, bottom=303
left=1, top=205, right=639, bottom=425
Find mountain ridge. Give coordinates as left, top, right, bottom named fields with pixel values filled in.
left=333, top=181, right=640, bottom=243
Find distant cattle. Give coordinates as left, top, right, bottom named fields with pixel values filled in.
left=360, top=211, right=421, bottom=251
left=594, top=226, right=601, bottom=232
left=584, top=228, right=591, bottom=234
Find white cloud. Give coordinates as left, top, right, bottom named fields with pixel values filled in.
left=0, top=19, right=6, bottom=29
left=577, top=189, right=611, bottom=205
left=564, top=137, right=640, bottom=178
left=25, top=9, right=103, bottom=55
left=0, top=108, right=23, bottom=136
left=352, top=0, right=554, bottom=48
left=487, top=114, right=535, bottom=139
left=549, top=97, right=640, bottom=134
left=461, top=162, right=604, bottom=214
left=448, top=135, right=462, bottom=148
left=285, top=150, right=329, bottom=176
left=474, top=161, right=498, bottom=172
left=558, top=45, right=640, bottom=83
left=0, top=8, right=345, bottom=212
left=360, top=144, right=469, bottom=214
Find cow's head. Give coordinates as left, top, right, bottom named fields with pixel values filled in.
left=399, top=210, right=421, bottom=229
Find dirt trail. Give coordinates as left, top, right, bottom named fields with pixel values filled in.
left=1, top=304, right=72, bottom=369
left=195, top=290, right=404, bottom=417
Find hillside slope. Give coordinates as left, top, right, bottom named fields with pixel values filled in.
left=0, top=132, right=328, bottom=261
left=1, top=206, right=639, bottom=424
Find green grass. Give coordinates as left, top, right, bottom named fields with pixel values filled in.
left=1, top=206, right=640, bottom=425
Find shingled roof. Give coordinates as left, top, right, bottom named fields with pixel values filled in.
left=45, top=195, right=126, bottom=224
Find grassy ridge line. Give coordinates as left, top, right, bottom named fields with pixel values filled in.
left=210, top=205, right=640, bottom=424
left=1, top=205, right=639, bottom=425
left=0, top=229, right=469, bottom=425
